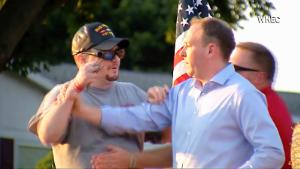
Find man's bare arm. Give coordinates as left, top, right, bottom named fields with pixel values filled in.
left=37, top=62, right=100, bottom=145
left=37, top=83, right=74, bottom=145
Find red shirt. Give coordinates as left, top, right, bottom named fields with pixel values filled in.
left=261, top=86, right=293, bottom=169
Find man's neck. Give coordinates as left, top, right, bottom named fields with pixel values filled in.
left=90, top=80, right=114, bottom=90
left=197, top=62, right=228, bottom=85
left=256, top=81, right=271, bottom=90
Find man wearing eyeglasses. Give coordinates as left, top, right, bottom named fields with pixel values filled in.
left=230, top=42, right=293, bottom=169
left=27, top=22, right=168, bottom=168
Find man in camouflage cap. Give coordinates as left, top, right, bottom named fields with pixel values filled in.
left=28, top=22, right=149, bottom=168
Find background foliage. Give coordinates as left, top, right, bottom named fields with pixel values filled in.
left=35, top=151, right=54, bottom=169
left=0, top=0, right=274, bottom=75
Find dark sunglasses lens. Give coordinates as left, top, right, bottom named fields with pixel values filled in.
left=234, top=65, right=243, bottom=71
left=234, top=65, right=258, bottom=72
left=102, top=52, right=114, bottom=61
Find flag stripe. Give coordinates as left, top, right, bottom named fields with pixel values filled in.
left=172, top=59, right=186, bottom=83
left=173, top=47, right=184, bottom=67
left=174, top=32, right=186, bottom=53
left=173, top=73, right=190, bottom=86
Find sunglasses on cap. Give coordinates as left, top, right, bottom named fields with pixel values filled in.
left=233, top=64, right=260, bottom=72
left=80, top=48, right=125, bottom=61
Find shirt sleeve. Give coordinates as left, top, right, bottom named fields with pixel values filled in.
left=101, top=101, right=172, bottom=135
left=27, top=84, right=62, bottom=135
left=237, top=90, right=285, bottom=169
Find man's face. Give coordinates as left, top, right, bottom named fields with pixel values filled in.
left=230, top=48, right=262, bottom=87
left=181, top=24, right=209, bottom=78
left=86, top=46, right=123, bottom=81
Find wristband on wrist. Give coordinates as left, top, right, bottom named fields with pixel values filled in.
left=74, top=81, right=84, bottom=93
left=129, top=153, right=137, bottom=169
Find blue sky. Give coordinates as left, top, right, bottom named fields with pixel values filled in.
left=234, top=0, right=300, bottom=93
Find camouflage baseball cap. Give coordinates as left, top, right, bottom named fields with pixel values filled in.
left=72, top=22, right=129, bottom=55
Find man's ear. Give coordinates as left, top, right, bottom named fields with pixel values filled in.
left=207, top=43, right=216, bottom=55
left=252, top=72, right=267, bottom=87
left=258, top=71, right=268, bottom=81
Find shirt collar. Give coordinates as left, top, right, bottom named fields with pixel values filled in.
left=190, top=63, right=236, bottom=88
left=210, top=63, right=236, bottom=85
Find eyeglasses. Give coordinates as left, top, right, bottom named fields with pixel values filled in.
left=233, top=64, right=260, bottom=72
left=80, top=48, right=125, bottom=61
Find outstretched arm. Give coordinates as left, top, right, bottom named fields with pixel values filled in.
left=71, top=84, right=172, bottom=133
left=147, top=85, right=172, bottom=143
left=87, top=85, right=172, bottom=168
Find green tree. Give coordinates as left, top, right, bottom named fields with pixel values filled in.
left=0, top=0, right=274, bottom=75
left=0, top=0, right=78, bottom=75
left=35, top=151, right=54, bottom=169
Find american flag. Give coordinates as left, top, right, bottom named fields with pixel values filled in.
left=172, top=0, right=212, bottom=85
